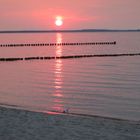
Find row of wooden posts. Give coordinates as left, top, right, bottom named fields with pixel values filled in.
left=0, top=41, right=116, bottom=47
left=0, top=53, right=140, bottom=62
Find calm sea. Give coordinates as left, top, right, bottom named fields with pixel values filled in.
left=0, top=32, right=140, bottom=121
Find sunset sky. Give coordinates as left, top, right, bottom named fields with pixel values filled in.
left=0, top=0, right=139, bottom=30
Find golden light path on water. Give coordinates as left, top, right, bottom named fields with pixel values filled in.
left=53, top=33, right=64, bottom=112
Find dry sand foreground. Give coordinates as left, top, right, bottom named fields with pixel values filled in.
left=0, top=106, right=140, bottom=140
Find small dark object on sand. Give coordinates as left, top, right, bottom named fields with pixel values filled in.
left=63, top=108, right=69, bottom=113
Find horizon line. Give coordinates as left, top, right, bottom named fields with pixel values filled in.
left=0, top=28, right=140, bottom=33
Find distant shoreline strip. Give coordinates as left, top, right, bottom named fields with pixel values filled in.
left=0, top=29, right=139, bottom=33
left=0, top=53, right=140, bottom=61
left=0, top=41, right=116, bottom=47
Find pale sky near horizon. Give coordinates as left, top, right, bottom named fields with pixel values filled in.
left=0, top=0, right=139, bottom=30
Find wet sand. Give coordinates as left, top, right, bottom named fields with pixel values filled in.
left=0, top=106, right=140, bottom=140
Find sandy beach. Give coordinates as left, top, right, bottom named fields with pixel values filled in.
left=0, top=106, right=140, bottom=140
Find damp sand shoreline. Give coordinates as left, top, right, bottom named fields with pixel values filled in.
left=0, top=106, right=140, bottom=140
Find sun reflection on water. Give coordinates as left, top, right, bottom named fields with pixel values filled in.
left=53, top=33, right=64, bottom=112
left=56, top=33, right=62, bottom=57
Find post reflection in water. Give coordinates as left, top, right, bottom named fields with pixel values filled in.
left=53, top=33, right=64, bottom=112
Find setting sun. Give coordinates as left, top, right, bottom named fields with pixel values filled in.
left=55, top=16, right=63, bottom=27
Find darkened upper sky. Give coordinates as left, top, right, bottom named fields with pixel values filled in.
left=0, top=0, right=139, bottom=30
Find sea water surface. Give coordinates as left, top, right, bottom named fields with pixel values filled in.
left=0, top=32, right=140, bottom=121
